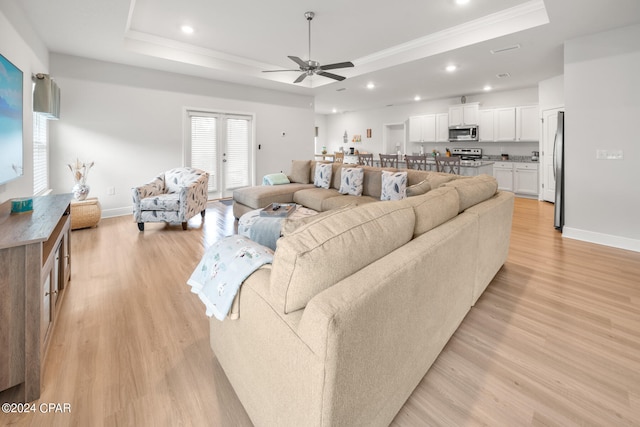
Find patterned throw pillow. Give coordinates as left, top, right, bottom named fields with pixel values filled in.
left=339, top=167, right=364, bottom=196
left=380, top=171, right=407, bottom=201
left=314, top=163, right=332, bottom=189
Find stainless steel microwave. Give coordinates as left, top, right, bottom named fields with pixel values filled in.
left=448, top=125, right=478, bottom=142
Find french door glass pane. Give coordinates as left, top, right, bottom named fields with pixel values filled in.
left=225, top=118, right=250, bottom=190
left=190, top=116, right=218, bottom=192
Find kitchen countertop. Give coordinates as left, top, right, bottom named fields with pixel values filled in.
left=486, top=156, right=539, bottom=163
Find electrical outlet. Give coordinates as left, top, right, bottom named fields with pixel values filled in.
left=107, top=186, right=115, bottom=195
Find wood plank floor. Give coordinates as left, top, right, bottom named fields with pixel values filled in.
left=2, top=198, right=639, bottom=426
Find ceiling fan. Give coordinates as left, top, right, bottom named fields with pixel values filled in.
left=263, top=11, right=354, bottom=84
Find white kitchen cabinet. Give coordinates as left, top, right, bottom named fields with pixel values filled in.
left=493, top=162, right=514, bottom=192
left=478, top=105, right=539, bottom=142
left=495, top=107, right=516, bottom=141
left=448, top=103, right=479, bottom=126
left=436, top=113, right=449, bottom=142
left=409, top=114, right=436, bottom=142
left=478, top=109, right=495, bottom=142
left=516, top=105, right=539, bottom=141
left=514, top=162, right=539, bottom=195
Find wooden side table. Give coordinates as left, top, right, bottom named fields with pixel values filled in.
left=71, top=197, right=102, bottom=230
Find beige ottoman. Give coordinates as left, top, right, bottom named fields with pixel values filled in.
left=71, top=197, right=102, bottom=230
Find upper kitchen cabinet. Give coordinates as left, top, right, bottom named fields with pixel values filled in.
left=409, top=115, right=435, bottom=142
left=436, top=113, right=449, bottom=142
left=516, top=105, right=539, bottom=141
left=495, top=107, right=516, bottom=141
left=449, top=103, right=479, bottom=126
left=478, top=109, right=495, bottom=142
left=478, top=105, right=539, bottom=142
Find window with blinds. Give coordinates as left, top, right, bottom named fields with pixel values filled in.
left=33, top=112, right=48, bottom=195
left=187, top=110, right=252, bottom=196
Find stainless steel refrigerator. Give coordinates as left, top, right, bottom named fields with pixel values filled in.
left=553, top=111, right=564, bottom=231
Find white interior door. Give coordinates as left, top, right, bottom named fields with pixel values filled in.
left=188, top=111, right=253, bottom=199
left=541, top=107, right=563, bottom=202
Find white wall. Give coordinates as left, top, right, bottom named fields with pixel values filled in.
left=563, top=24, right=640, bottom=251
left=324, top=87, right=539, bottom=158
left=49, top=54, right=315, bottom=217
left=0, top=6, right=48, bottom=204
left=538, top=75, right=564, bottom=111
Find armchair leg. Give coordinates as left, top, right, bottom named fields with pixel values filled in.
left=137, top=223, right=144, bottom=231
left=201, top=209, right=206, bottom=218
left=182, top=222, right=188, bottom=230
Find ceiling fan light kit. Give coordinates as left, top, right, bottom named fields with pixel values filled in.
left=263, top=11, right=354, bottom=83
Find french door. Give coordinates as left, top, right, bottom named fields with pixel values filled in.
left=187, top=110, right=253, bottom=199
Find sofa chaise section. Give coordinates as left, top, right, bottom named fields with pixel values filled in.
left=211, top=176, right=515, bottom=426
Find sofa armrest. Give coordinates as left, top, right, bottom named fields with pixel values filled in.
left=296, top=214, right=478, bottom=426
left=132, top=176, right=166, bottom=220
left=178, top=172, right=209, bottom=220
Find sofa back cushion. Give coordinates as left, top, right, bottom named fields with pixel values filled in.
left=442, top=174, right=498, bottom=212
left=404, top=186, right=460, bottom=237
left=289, top=160, right=312, bottom=184
left=270, top=201, right=416, bottom=313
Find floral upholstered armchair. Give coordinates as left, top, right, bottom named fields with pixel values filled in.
left=132, top=167, right=209, bottom=231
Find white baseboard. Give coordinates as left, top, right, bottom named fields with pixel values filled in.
left=562, top=227, right=640, bottom=253
left=101, top=206, right=132, bottom=218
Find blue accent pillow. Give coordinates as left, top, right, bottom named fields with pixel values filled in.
left=339, top=167, right=364, bottom=196
left=380, top=171, right=407, bottom=201
left=314, top=163, right=332, bottom=189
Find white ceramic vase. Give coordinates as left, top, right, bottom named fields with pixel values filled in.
left=73, top=183, right=90, bottom=201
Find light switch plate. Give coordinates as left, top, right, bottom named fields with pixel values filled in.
left=596, top=149, right=623, bottom=160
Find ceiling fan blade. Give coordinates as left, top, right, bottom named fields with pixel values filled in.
left=294, top=72, right=308, bottom=83
left=316, top=71, right=346, bottom=81
left=262, top=69, right=301, bottom=73
left=318, top=61, right=354, bottom=71
left=288, top=56, right=308, bottom=68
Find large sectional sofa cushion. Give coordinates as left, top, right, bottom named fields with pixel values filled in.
left=232, top=160, right=459, bottom=218
left=212, top=171, right=515, bottom=427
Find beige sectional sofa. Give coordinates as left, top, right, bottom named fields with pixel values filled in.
left=232, top=160, right=460, bottom=219
left=212, top=161, right=515, bottom=426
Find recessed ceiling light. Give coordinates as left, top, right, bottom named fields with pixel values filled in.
left=483, top=85, right=492, bottom=91
left=414, top=95, right=421, bottom=102
left=456, top=0, right=470, bottom=5
left=367, top=82, right=375, bottom=89
left=332, top=108, right=337, bottom=113
left=446, top=64, right=457, bottom=72
left=181, top=25, right=194, bottom=34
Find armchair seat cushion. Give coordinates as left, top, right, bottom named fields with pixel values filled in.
left=140, top=193, right=181, bottom=211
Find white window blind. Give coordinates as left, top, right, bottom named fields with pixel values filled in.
left=225, top=117, right=250, bottom=189
left=190, top=115, right=218, bottom=192
left=33, top=112, right=48, bottom=195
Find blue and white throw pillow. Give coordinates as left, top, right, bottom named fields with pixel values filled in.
left=314, top=163, right=332, bottom=189
left=380, top=171, right=407, bottom=201
left=339, top=167, right=364, bottom=196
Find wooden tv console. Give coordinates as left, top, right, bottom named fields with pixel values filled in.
left=0, top=194, right=73, bottom=402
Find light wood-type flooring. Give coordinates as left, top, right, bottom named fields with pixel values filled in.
left=2, top=198, right=639, bottom=426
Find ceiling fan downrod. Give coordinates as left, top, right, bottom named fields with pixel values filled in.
left=305, top=11, right=314, bottom=63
